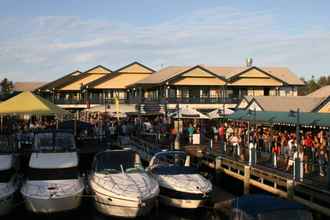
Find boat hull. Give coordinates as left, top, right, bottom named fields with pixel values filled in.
left=158, top=186, right=210, bottom=209
left=159, top=194, right=207, bottom=209
left=93, top=191, right=156, bottom=218
left=22, top=191, right=83, bottom=214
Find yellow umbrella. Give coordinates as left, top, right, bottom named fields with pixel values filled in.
left=0, top=91, right=71, bottom=116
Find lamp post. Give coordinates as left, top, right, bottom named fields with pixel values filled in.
left=289, top=108, right=303, bottom=181
left=248, top=108, right=257, bottom=165
left=175, top=102, right=180, bottom=150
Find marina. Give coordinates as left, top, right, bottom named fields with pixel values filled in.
left=0, top=62, right=330, bottom=219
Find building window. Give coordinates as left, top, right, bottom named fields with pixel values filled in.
left=264, top=88, right=270, bottom=96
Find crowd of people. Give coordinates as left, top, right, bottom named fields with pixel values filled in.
left=0, top=113, right=329, bottom=178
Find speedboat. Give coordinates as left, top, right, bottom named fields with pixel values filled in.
left=147, top=151, right=212, bottom=209
left=0, top=154, right=19, bottom=216
left=89, top=149, right=159, bottom=218
left=20, top=131, right=84, bottom=213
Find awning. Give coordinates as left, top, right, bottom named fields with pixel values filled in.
left=228, top=110, right=330, bottom=127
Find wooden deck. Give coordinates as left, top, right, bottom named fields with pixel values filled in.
left=127, top=136, right=330, bottom=217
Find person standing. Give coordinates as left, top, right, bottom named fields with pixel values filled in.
left=187, top=124, right=194, bottom=145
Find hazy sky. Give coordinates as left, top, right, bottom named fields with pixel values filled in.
left=0, top=0, right=329, bottom=82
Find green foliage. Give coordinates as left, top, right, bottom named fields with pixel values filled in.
left=0, top=78, right=14, bottom=99
left=297, top=75, right=330, bottom=95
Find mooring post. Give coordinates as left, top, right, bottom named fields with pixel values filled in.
left=215, top=156, right=222, bottom=185
left=244, top=165, right=251, bottom=194
left=287, top=179, right=294, bottom=200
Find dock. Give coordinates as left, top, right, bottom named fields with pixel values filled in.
left=126, top=135, right=330, bottom=217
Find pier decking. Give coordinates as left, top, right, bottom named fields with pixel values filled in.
left=126, top=135, right=330, bottom=217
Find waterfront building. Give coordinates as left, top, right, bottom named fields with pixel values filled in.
left=129, top=65, right=304, bottom=114
left=36, top=62, right=305, bottom=113
left=37, top=65, right=112, bottom=109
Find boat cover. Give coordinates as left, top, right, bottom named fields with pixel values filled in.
left=230, top=194, right=313, bottom=220
left=152, top=165, right=197, bottom=175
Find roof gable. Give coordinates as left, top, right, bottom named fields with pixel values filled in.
left=37, top=70, right=82, bottom=91
left=85, top=65, right=112, bottom=74
left=167, top=65, right=226, bottom=84
left=86, top=62, right=154, bottom=88
left=116, top=62, right=155, bottom=73
left=229, top=66, right=285, bottom=84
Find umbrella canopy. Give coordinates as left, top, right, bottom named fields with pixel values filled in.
left=83, top=104, right=136, bottom=117
left=0, top=91, right=71, bottom=117
left=170, top=107, right=209, bottom=119
left=208, top=108, right=234, bottom=119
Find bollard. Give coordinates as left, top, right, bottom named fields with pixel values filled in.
left=273, top=152, right=277, bottom=168
left=209, top=139, right=213, bottom=152
left=248, top=142, right=253, bottom=165
left=237, top=144, right=240, bottom=157
left=294, top=157, right=304, bottom=182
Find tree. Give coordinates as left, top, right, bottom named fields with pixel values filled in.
left=0, top=78, right=13, bottom=99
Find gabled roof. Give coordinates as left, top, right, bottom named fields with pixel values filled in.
left=247, top=96, right=328, bottom=112
left=37, top=65, right=112, bottom=91
left=307, top=85, right=330, bottom=97
left=115, top=61, right=155, bottom=73
left=86, top=62, right=155, bottom=89
left=133, top=65, right=304, bottom=86
left=133, top=66, right=191, bottom=85
left=14, top=81, right=47, bottom=92
left=37, top=70, right=82, bottom=91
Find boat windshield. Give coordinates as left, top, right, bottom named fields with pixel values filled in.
left=33, top=132, right=76, bottom=151
left=94, top=150, right=140, bottom=174
left=0, top=169, right=14, bottom=183
left=28, top=167, right=79, bottom=180
left=0, top=136, right=15, bottom=153
left=152, top=152, right=187, bottom=167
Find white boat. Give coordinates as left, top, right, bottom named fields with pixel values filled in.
left=20, top=131, right=84, bottom=213
left=89, top=149, right=159, bottom=218
left=147, top=151, right=212, bottom=209
left=0, top=154, right=19, bottom=216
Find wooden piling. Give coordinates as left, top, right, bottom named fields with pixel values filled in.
left=244, top=165, right=251, bottom=194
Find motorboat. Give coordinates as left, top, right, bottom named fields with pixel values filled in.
left=20, top=131, right=84, bottom=213
left=0, top=153, right=19, bottom=216
left=147, top=151, right=212, bottom=209
left=89, top=149, right=159, bottom=218
left=216, top=194, right=314, bottom=220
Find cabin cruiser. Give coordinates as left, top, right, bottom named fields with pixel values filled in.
left=20, top=131, right=84, bottom=213
left=89, top=149, right=159, bottom=218
left=147, top=151, right=212, bottom=209
left=0, top=154, right=19, bottom=216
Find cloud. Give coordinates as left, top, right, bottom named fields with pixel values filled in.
left=0, top=6, right=329, bottom=81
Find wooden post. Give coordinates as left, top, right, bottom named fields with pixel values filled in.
left=244, top=165, right=251, bottom=194
left=215, top=156, right=223, bottom=185
left=0, top=115, right=3, bottom=134
left=287, top=179, right=294, bottom=200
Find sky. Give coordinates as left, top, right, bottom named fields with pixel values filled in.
left=0, top=0, right=329, bottom=82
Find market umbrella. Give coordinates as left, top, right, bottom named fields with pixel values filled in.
left=0, top=91, right=71, bottom=117
left=208, top=108, right=234, bottom=119
left=169, top=107, right=209, bottom=119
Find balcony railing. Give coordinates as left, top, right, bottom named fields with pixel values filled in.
left=142, top=97, right=241, bottom=105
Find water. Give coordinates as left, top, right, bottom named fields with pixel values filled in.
left=6, top=199, right=223, bottom=220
